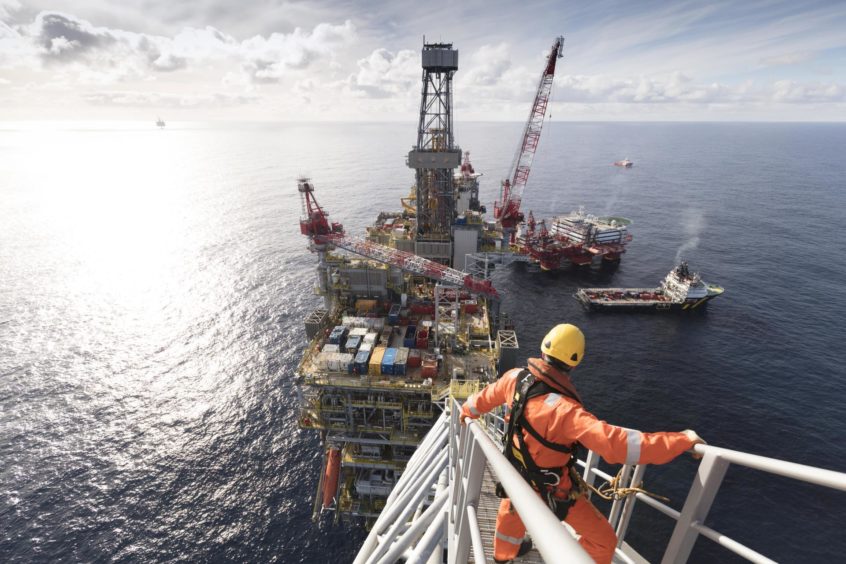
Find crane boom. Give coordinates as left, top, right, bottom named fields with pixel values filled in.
left=298, top=178, right=499, bottom=299
left=494, top=36, right=564, bottom=235
left=319, top=234, right=499, bottom=298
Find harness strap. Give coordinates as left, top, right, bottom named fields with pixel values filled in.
left=503, top=369, right=582, bottom=492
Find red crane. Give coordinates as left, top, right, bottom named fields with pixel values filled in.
left=298, top=179, right=499, bottom=299
left=493, top=36, right=564, bottom=242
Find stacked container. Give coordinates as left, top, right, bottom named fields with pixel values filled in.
left=320, top=352, right=354, bottom=373
left=380, top=328, right=393, bottom=348
left=403, top=326, right=417, bottom=348
left=322, top=343, right=340, bottom=353
left=353, top=349, right=371, bottom=374
left=369, top=347, right=386, bottom=376
left=421, top=353, right=438, bottom=379
left=342, top=316, right=386, bottom=332
left=407, top=349, right=421, bottom=368
left=381, top=348, right=397, bottom=375
left=394, top=347, right=409, bottom=376
left=345, top=335, right=361, bottom=354
left=328, top=326, right=348, bottom=346
left=363, top=332, right=379, bottom=347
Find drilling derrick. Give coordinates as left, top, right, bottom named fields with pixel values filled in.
left=408, top=42, right=462, bottom=263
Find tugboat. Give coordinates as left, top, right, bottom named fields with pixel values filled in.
left=614, top=158, right=633, bottom=168
left=575, top=262, right=724, bottom=311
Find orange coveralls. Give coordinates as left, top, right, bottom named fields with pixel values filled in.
left=461, top=358, right=695, bottom=563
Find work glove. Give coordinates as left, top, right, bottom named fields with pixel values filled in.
left=682, top=429, right=706, bottom=459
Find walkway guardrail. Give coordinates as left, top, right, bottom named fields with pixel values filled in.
left=448, top=399, right=593, bottom=564
left=354, top=399, right=846, bottom=564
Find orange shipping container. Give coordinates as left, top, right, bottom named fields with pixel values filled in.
left=369, top=346, right=387, bottom=376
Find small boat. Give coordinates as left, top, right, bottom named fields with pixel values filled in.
left=614, top=158, right=633, bottom=168
left=574, top=261, right=724, bottom=312
left=156, top=117, right=166, bottom=129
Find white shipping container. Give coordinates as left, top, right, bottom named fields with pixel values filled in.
left=339, top=353, right=354, bottom=372
left=349, top=327, right=368, bottom=337
left=316, top=351, right=331, bottom=371
left=323, top=343, right=340, bottom=353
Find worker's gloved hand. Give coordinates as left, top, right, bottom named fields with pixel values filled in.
left=459, top=412, right=469, bottom=425
left=682, top=429, right=706, bottom=459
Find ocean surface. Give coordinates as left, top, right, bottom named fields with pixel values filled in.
left=1, top=121, right=845, bottom=563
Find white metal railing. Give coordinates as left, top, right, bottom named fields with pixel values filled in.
left=355, top=400, right=846, bottom=564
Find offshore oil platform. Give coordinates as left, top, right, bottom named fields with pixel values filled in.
left=296, top=40, right=515, bottom=524
left=294, top=37, right=633, bottom=524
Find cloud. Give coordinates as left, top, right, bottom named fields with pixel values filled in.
left=772, top=80, right=845, bottom=103
left=238, top=20, right=355, bottom=83
left=462, top=43, right=512, bottom=86
left=759, top=51, right=815, bottom=67
left=83, top=90, right=259, bottom=107
left=0, top=0, right=20, bottom=20
left=554, top=72, right=737, bottom=104
left=348, top=48, right=417, bottom=98
left=10, top=11, right=354, bottom=85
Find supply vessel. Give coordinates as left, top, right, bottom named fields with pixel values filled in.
left=574, top=261, right=724, bottom=311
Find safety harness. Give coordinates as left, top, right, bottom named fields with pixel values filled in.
left=499, top=369, right=586, bottom=519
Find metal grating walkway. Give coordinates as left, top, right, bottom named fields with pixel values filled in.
left=471, top=461, right=545, bottom=563
left=472, top=462, right=638, bottom=564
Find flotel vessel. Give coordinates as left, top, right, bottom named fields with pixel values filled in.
left=575, top=262, right=724, bottom=311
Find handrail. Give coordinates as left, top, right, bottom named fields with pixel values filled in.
left=463, top=419, right=593, bottom=564
left=692, top=443, right=846, bottom=491
left=355, top=398, right=846, bottom=564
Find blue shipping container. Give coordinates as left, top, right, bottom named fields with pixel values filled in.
left=354, top=350, right=371, bottom=374
left=403, top=325, right=417, bottom=348
left=381, top=347, right=397, bottom=375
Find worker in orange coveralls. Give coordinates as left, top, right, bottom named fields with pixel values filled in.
left=460, top=323, right=705, bottom=564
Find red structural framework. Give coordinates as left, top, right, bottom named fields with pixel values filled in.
left=494, top=36, right=564, bottom=238
left=298, top=179, right=499, bottom=299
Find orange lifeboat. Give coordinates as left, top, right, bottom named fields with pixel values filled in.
left=322, top=448, right=341, bottom=509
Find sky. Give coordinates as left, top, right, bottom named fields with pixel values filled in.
left=1, top=0, right=844, bottom=121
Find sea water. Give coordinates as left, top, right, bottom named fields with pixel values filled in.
left=1, top=121, right=845, bottom=562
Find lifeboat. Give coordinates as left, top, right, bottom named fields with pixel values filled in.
left=322, top=448, right=341, bottom=509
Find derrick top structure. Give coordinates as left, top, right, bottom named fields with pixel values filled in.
left=408, top=41, right=462, bottom=239
left=494, top=36, right=564, bottom=237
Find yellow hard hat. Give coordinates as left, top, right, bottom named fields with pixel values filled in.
left=540, top=324, right=585, bottom=367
